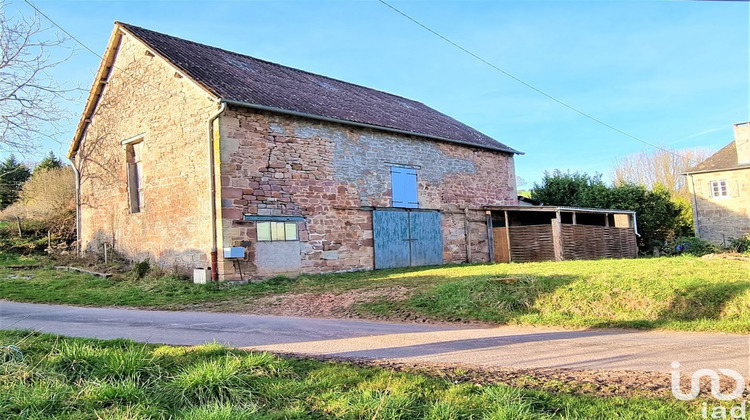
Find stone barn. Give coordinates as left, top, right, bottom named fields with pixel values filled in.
left=68, top=23, right=522, bottom=280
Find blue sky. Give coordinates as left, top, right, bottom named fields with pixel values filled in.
left=4, top=0, right=749, bottom=186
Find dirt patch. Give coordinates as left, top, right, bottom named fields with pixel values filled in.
left=240, top=287, right=413, bottom=319
left=169, top=286, right=491, bottom=326
left=274, top=352, right=746, bottom=401
left=701, top=253, right=750, bottom=262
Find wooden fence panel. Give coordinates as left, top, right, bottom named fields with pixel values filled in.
left=508, top=225, right=555, bottom=262
left=561, top=225, right=637, bottom=260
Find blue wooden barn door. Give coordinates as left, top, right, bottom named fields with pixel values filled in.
left=373, top=210, right=411, bottom=269
left=409, top=211, right=443, bottom=267
left=373, top=209, right=442, bottom=269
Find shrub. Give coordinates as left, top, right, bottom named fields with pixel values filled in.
left=0, top=218, right=63, bottom=254
left=530, top=170, right=691, bottom=252
left=669, top=236, right=717, bottom=257
left=728, top=235, right=750, bottom=253
left=11, top=166, right=74, bottom=221
left=130, top=258, right=152, bottom=280
left=0, top=166, right=75, bottom=255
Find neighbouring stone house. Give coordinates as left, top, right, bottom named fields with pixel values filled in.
left=684, top=122, right=750, bottom=244
left=68, top=23, right=522, bottom=280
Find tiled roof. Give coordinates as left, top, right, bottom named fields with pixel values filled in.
left=118, top=23, right=520, bottom=154
left=686, top=141, right=749, bottom=173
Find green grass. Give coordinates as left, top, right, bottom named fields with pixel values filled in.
left=0, top=330, right=694, bottom=419
left=0, top=253, right=748, bottom=333
left=364, top=256, right=750, bottom=333
left=0, top=252, right=37, bottom=267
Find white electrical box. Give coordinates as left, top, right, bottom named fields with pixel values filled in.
left=193, top=268, right=210, bottom=284
left=223, top=247, right=245, bottom=259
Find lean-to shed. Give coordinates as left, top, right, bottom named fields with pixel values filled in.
left=486, top=206, right=639, bottom=263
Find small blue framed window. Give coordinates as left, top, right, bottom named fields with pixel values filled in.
left=391, top=167, right=418, bottom=208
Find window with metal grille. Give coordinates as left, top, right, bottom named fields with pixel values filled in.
left=710, top=180, right=729, bottom=198
left=257, top=221, right=298, bottom=241
left=125, top=141, right=144, bottom=213
left=391, top=167, right=418, bottom=208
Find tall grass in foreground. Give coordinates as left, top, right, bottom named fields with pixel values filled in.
left=0, top=330, right=692, bottom=419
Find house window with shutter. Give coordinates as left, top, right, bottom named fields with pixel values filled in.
left=710, top=180, right=729, bottom=198
left=125, top=140, right=144, bottom=213
left=391, top=166, right=418, bottom=208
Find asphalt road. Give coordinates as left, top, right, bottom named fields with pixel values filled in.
left=1, top=301, right=748, bottom=375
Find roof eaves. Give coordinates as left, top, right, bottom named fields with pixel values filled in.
left=485, top=205, right=636, bottom=214
left=682, top=164, right=750, bottom=175
left=68, top=26, right=124, bottom=158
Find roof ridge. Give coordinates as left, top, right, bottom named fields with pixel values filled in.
left=112, top=21, right=520, bottom=154
left=116, top=22, right=430, bottom=107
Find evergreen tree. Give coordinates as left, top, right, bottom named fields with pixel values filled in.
left=0, top=155, right=32, bottom=210
left=34, top=151, right=63, bottom=173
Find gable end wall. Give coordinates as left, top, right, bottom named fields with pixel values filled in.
left=75, top=32, right=219, bottom=270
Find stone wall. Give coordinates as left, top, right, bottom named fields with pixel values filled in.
left=688, top=169, right=750, bottom=244
left=218, top=107, right=517, bottom=279
left=75, top=31, right=219, bottom=271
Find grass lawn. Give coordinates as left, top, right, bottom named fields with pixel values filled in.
left=0, top=252, right=37, bottom=267
left=0, top=330, right=693, bottom=419
left=0, top=254, right=748, bottom=333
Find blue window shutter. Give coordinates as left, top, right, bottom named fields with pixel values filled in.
left=391, top=167, right=418, bottom=208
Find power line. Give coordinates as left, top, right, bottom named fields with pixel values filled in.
left=377, top=0, right=701, bottom=164
left=25, top=0, right=703, bottom=165
left=22, top=0, right=100, bottom=57
left=22, top=0, right=199, bottom=125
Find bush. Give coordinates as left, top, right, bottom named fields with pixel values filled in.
left=0, top=166, right=75, bottom=255
left=669, top=236, right=718, bottom=257
left=530, top=170, right=691, bottom=252
left=0, top=219, right=68, bottom=254
left=728, top=235, right=750, bottom=253
left=130, top=259, right=152, bottom=280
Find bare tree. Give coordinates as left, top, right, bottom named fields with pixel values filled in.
left=0, top=0, right=75, bottom=152
left=0, top=165, right=73, bottom=220
left=611, top=147, right=713, bottom=198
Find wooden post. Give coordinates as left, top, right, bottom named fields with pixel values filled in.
left=604, top=213, right=610, bottom=227
left=572, top=212, right=577, bottom=225
left=464, top=207, right=471, bottom=263
left=103, top=243, right=108, bottom=264
left=15, top=216, right=22, bottom=238
left=552, top=211, right=563, bottom=261
left=486, top=211, right=495, bottom=263
left=504, top=210, right=512, bottom=262
left=47, top=230, right=51, bottom=251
